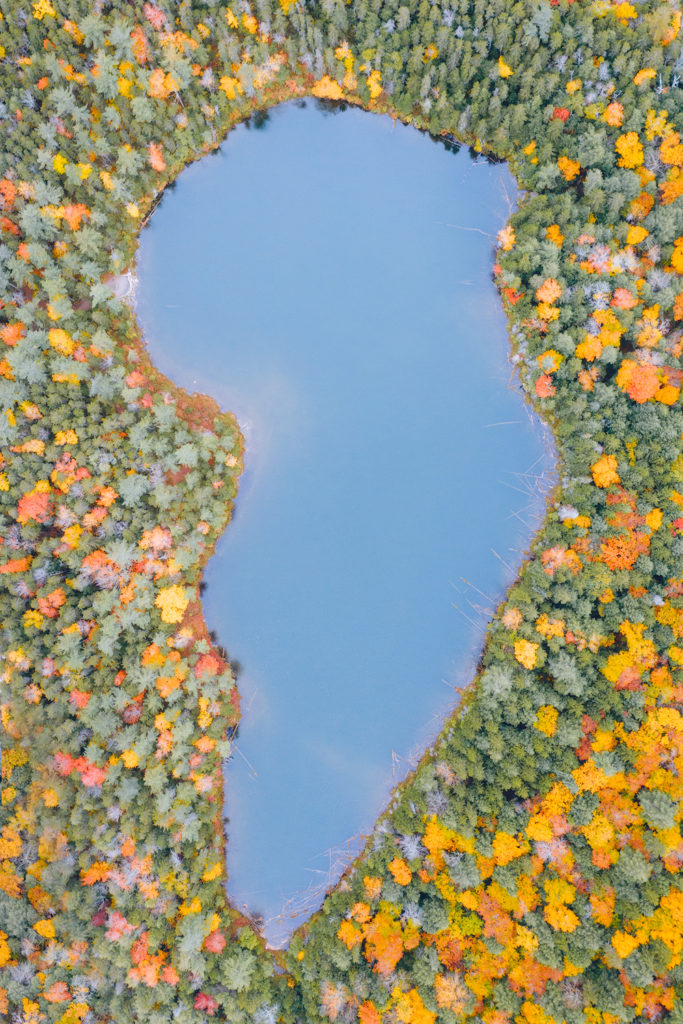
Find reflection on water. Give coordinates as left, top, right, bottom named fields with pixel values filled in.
left=136, top=100, right=554, bottom=946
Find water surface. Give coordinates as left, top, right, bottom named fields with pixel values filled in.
left=136, top=100, right=553, bottom=945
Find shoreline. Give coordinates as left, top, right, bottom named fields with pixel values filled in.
left=128, top=80, right=561, bottom=955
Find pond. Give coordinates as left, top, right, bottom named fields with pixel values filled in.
left=135, top=100, right=553, bottom=947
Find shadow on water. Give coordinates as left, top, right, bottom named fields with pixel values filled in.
left=244, top=107, right=272, bottom=130
left=310, top=96, right=501, bottom=163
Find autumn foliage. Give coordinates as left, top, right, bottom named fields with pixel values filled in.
left=1, top=1, right=683, bottom=1023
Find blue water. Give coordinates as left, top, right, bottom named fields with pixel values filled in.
left=135, top=100, right=553, bottom=946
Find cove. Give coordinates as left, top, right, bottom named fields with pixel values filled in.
left=135, top=100, right=553, bottom=947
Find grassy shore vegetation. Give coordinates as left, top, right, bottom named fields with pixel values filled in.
left=0, top=0, right=682, bottom=1022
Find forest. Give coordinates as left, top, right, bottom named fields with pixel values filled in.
left=0, top=0, right=682, bottom=1022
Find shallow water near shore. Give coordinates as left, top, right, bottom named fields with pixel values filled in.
left=136, top=99, right=553, bottom=946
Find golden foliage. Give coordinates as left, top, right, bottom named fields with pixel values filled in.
left=557, top=156, right=580, bottom=181
left=670, top=236, right=683, bottom=273
left=660, top=132, right=683, bottom=166
left=603, top=101, right=624, bottom=126
left=615, top=131, right=644, bottom=168
left=514, top=639, right=538, bottom=669
left=33, top=918, right=56, bottom=939
left=627, top=224, right=649, bottom=245
left=388, top=858, right=412, bottom=885
left=311, top=76, right=344, bottom=100
left=148, top=68, right=178, bottom=99
left=535, top=278, right=562, bottom=303
left=535, top=706, right=558, bottom=737
left=591, top=454, right=620, bottom=487
left=154, top=585, right=189, bottom=623
left=545, top=224, right=564, bottom=247
left=496, top=225, right=515, bottom=250
left=49, top=328, right=75, bottom=356
left=366, top=70, right=382, bottom=99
